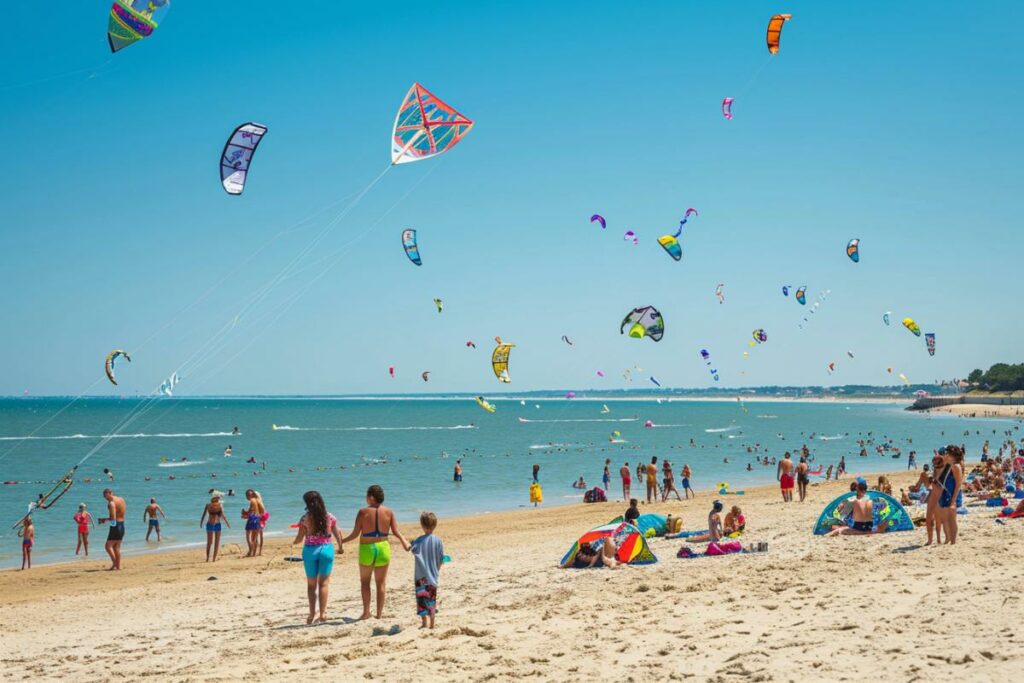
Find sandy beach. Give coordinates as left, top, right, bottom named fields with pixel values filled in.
left=924, top=403, right=1024, bottom=419
left=2, top=470, right=1021, bottom=682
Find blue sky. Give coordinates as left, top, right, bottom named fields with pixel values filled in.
left=1, top=0, right=1021, bottom=396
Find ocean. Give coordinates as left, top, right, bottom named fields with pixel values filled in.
left=1, top=396, right=1017, bottom=567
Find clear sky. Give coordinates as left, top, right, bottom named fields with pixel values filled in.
left=1, top=0, right=1021, bottom=396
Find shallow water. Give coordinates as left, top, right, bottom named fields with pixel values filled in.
left=1, top=397, right=1018, bottom=567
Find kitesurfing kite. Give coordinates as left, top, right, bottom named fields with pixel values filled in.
left=795, top=287, right=807, bottom=305
left=401, top=229, right=422, bottom=266
left=561, top=335, right=573, bottom=346
left=782, top=285, right=790, bottom=297
left=159, top=371, right=180, bottom=397
left=883, top=312, right=891, bottom=326
left=388, top=366, right=395, bottom=378
left=715, top=284, right=725, bottom=304
left=925, top=333, right=936, bottom=357
left=492, top=339, right=514, bottom=383
left=846, top=238, right=860, bottom=263
left=752, top=329, right=768, bottom=344
left=433, top=298, right=443, bottom=313
left=657, top=209, right=697, bottom=261
left=107, top=0, right=170, bottom=53
left=827, top=362, right=836, bottom=374
left=650, top=376, right=661, bottom=388
left=899, top=373, right=910, bottom=385
left=902, top=318, right=921, bottom=337
left=620, top=306, right=664, bottom=342
left=590, top=214, right=606, bottom=229
left=623, top=230, right=638, bottom=245
left=466, top=341, right=476, bottom=348
left=766, top=14, right=792, bottom=55
left=105, top=350, right=131, bottom=386
left=700, top=349, right=720, bottom=382
left=722, top=97, right=734, bottom=120
left=391, top=83, right=474, bottom=165
left=220, top=123, right=267, bottom=195
left=421, top=371, right=431, bottom=382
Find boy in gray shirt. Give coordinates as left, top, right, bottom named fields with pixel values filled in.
left=409, top=511, right=444, bottom=629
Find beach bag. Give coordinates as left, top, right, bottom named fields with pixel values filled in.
left=705, top=541, right=742, bottom=556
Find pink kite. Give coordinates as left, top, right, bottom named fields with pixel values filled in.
left=722, top=97, right=734, bottom=120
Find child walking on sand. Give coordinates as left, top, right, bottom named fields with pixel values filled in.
left=19, top=516, right=34, bottom=570
left=409, top=511, right=444, bottom=629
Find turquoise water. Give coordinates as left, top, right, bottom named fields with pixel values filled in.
left=1, top=397, right=1018, bottom=567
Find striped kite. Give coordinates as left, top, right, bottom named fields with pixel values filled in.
left=220, top=123, right=267, bottom=195
left=401, top=229, right=422, bottom=266
left=766, top=14, right=792, bottom=55
left=492, top=338, right=514, bottom=383
left=107, top=0, right=170, bottom=53
left=391, top=84, right=474, bottom=165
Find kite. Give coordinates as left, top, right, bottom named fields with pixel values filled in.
left=220, top=123, right=267, bottom=195
left=104, top=350, right=131, bottom=386
left=766, top=14, right=792, bottom=55
left=827, top=362, right=835, bottom=374
left=752, top=329, right=768, bottom=344
left=391, top=83, right=474, bottom=165
left=466, top=341, right=476, bottom=348
left=902, top=318, right=921, bottom=337
left=475, top=396, right=496, bottom=413
left=846, top=238, right=860, bottom=263
left=623, top=230, right=638, bottom=244
left=650, top=376, right=661, bottom=388
left=657, top=210, right=696, bottom=261
left=700, top=349, right=720, bottom=382
left=159, top=371, right=180, bottom=397
left=883, top=312, right=891, bottom=326
left=492, top=340, right=515, bottom=383
left=596, top=370, right=605, bottom=377
left=847, top=351, right=855, bottom=359
left=715, top=284, right=725, bottom=304
left=401, top=229, right=422, bottom=266
left=590, top=214, right=606, bottom=229
left=561, top=335, right=573, bottom=346
left=722, top=97, right=734, bottom=120
left=620, top=306, right=664, bottom=342
left=782, top=285, right=790, bottom=297
left=107, top=0, right=170, bottom=54
left=925, top=333, right=936, bottom=357
left=421, top=371, right=430, bottom=382
left=795, top=287, right=807, bottom=305
left=899, top=373, right=910, bottom=385
left=388, top=366, right=395, bottom=378
left=566, top=391, right=576, bottom=399
left=433, top=298, right=443, bottom=313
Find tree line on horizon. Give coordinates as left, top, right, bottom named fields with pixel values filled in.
left=967, top=363, right=1024, bottom=392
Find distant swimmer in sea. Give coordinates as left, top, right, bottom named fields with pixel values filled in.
left=224, top=445, right=233, bottom=458
left=144, top=498, right=165, bottom=541
left=246, top=457, right=257, bottom=464
left=572, top=476, right=586, bottom=489
left=232, top=426, right=240, bottom=435
left=103, top=468, right=115, bottom=481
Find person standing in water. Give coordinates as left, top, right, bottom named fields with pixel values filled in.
left=99, top=488, right=126, bottom=570
left=19, top=516, right=34, bottom=570
left=453, top=460, right=463, bottom=483
left=73, top=503, right=94, bottom=556
left=340, top=485, right=411, bottom=620
left=778, top=452, right=795, bottom=503
left=292, top=490, right=343, bottom=624
left=242, top=489, right=266, bottom=557
left=796, top=456, right=810, bottom=503
left=645, top=457, right=659, bottom=503
left=144, top=498, right=165, bottom=541
left=200, top=493, right=230, bottom=562
left=532, top=463, right=540, bottom=483
left=620, top=462, right=631, bottom=501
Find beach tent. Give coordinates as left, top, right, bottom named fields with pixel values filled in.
left=608, top=513, right=667, bottom=537
left=813, top=490, right=914, bottom=535
left=560, top=521, right=657, bottom=567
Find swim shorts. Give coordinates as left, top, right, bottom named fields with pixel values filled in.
left=302, top=543, right=335, bottom=578
left=852, top=520, right=873, bottom=532
left=206, top=523, right=222, bottom=533
left=681, top=477, right=690, bottom=489
left=415, top=578, right=437, bottom=617
left=245, top=514, right=261, bottom=531
left=149, top=519, right=160, bottom=528
left=780, top=474, right=795, bottom=490
left=622, top=477, right=631, bottom=486
left=107, top=521, right=125, bottom=542
left=359, top=540, right=391, bottom=567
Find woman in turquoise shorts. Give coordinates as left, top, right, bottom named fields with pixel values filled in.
left=292, top=490, right=343, bottom=624
left=341, top=485, right=410, bottom=620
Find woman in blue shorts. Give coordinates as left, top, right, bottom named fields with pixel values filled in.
left=292, top=491, right=344, bottom=624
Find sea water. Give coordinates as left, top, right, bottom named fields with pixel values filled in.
left=0, top=397, right=1018, bottom=567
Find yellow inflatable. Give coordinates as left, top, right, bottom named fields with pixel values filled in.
left=529, top=482, right=543, bottom=505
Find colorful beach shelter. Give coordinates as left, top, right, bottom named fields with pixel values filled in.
left=391, top=83, right=474, bottom=165
left=812, top=490, right=914, bottom=535
left=559, top=521, right=657, bottom=567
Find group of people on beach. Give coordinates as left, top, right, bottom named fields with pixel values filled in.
left=292, top=485, right=445, bottom=629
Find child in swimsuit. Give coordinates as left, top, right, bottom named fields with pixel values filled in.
left=19, top=516, right=34, bottom=570
left=410, top=511, right=444, bottom=629
left=73, top=503, right=93, bottom=557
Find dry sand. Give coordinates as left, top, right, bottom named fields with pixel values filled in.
left=925, top=403, right=1024, bottom=419
left=2, top=471, right=1022, bottom=682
